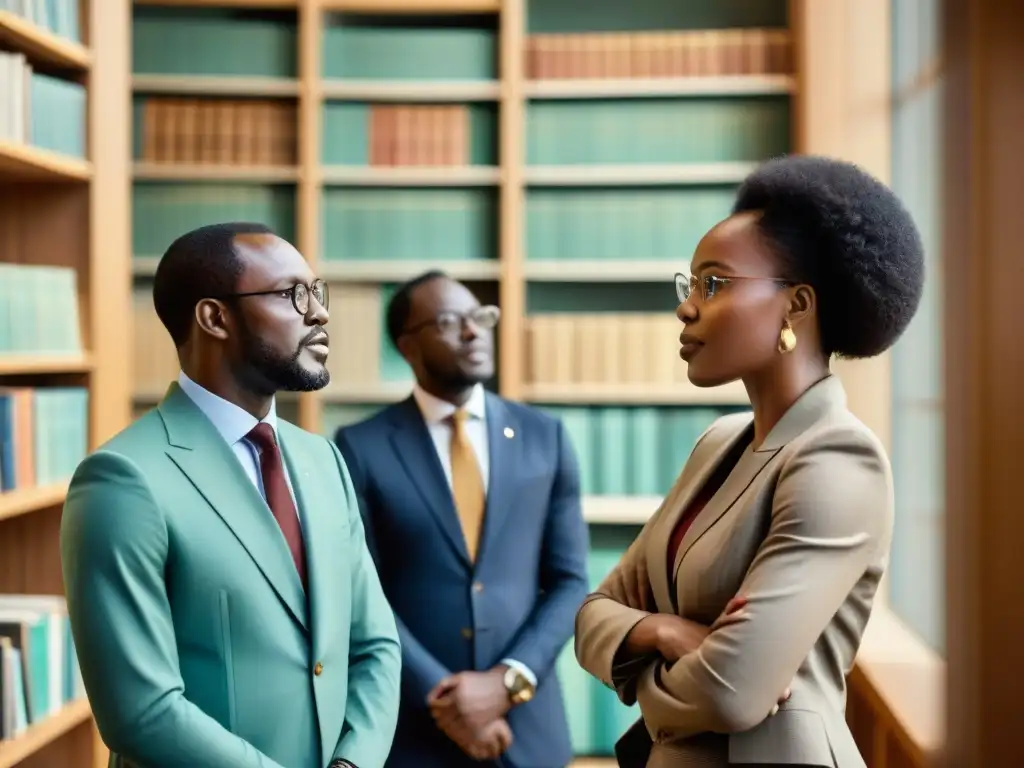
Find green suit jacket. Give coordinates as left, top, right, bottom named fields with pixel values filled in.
left=60, top=383, right=401, bottom=768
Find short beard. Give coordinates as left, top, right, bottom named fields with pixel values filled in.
left=235, top=323, right=330, bottom=397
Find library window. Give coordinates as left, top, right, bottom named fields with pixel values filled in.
left=888, top=0, right=945, bottom=654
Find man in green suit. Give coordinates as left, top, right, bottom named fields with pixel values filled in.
left=60, top=222, right=401, bottom=768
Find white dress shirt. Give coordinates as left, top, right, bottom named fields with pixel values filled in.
left=177, top=371, right=300, bottom=524
left=411, top=383, right=536, bottom=687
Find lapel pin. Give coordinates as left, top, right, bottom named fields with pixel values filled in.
left=503, top=427, right=514, bottom=439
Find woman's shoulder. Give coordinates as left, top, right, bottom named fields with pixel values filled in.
left=773, top=407, right=895, bottom=545
left=785, top=406, right=891, bottom=470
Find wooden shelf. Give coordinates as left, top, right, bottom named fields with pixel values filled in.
left=132, top=74, right=300, bottom=96
left=525, top=75, right=795, bottom=100
left=134, top=257, right=501, bottom=282
left=322, top=79, right=501, bottom=102
left=0, top=483, right=70, bottom=523
left=320, top=259, right=501, bottom=282
left=321, top=0, right=500, bottom=12
left=0, top=10, right=91, bottom=71
left=524, top=260, right=678, bottom=282
left=522, top=380, right=750, bottom=406
left=321, top=165, right=501, bottom=186
left=132, top=163, right=300, bottom=182
left=523, top=162, right=757, bottom=187
left=583, top=495, right=661, bottom=524
left=0, top=354, right=93, bottom=375
left=0, top=141, right=92, bottom=183
left=134, top=0, right=295, bottom=5
left=0, top=699, right=92, bottom=768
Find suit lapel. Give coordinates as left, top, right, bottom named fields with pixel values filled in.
left=668, top=374, right=848, bottom=591
left=644, top=421, right=755, bottom=612
left=477, top=394, right=518, bottom=563
left=387, top=397, right=472, bottom=568
left=278, top=428, right=337, bottom=660
left=670, top=432, right=777, bottom=587
left=157, top=383, right=308, bottom=632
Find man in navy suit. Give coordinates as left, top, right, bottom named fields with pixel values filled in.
left=334, top=270, right=589, bottom=768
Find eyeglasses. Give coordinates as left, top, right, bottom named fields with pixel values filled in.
left=214, top=279, right=329, bottom=316
left=675, top=272, right=790, bottom=303
left=403, top=305, right=501, bottom=337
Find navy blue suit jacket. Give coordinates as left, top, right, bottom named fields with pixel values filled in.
left=335, top=392, right=590, bottom=768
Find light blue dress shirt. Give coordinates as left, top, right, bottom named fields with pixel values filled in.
left=177, top=371, right=300, bottom=522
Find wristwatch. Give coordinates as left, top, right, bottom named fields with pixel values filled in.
left=328, top=760, right=356, bottom=768
left=503, top=665, right=536, bottom=705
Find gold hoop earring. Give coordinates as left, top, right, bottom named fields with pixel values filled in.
left=778, top=320, right=797, bottom=354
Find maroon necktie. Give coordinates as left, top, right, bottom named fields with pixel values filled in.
left=247, top=423, right=307, bottom=589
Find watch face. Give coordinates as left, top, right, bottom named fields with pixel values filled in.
left=505, top=667, right=534, bottom=703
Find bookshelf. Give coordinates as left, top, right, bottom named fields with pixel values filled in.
left=125, top=0, right=893, bottom=760
left=0, top=0, right=130, bottom=765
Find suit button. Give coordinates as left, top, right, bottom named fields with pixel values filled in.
left=460, top=628, right=473, bottom=639
left=473, top=581, right=484, bottom=593
left=314, top=662, right=323, bottom=676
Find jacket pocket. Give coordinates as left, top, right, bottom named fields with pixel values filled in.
left=218, top=590, right=238, bottom=732
left=728, top=708, right=836, bottom=766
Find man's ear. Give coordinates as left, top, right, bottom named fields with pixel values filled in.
left=195, top=299, right=230, bottom=341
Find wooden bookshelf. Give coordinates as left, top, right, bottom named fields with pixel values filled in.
left=123, top=0, right=898, bottom=763
left=0, top=0, right=130, bottom=765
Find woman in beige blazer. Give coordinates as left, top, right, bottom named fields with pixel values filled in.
left=574, top=155, right=926, bottom=768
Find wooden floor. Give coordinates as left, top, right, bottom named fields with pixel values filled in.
left=570, top=759, right=616, bottom=767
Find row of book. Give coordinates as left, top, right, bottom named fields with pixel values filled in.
left=322, top=189, right=496, bottom=263
left=540, top=404, right=734, bottom=497
left=132, top=184, right=295, bottom=257
left=323, top=102, right=496, bottom=167
left=131, top=10, right=792, bottom=86
left=526, top=28, right=792, bottom=80
left=132, top=98, right=784, bottom=170
left=0, top=386, right=89, bottom=492
left=0, top=51, right=86, bottom=158
left=0, top=594, right=85, bottom=741
left=138, top=98, right=297, bottom=167
left=0, top=264, right=81, bottom=357
left=130, top=182, right=749, bottom=265
left=0, top=0, right=81, bottom=43
left=527, top=313, right=690, bottom=388
left=526, top=187, right=734, bottom=261
left=133, top=9, right=296, bottom=80
left=322, top=23, right=495, bottom=82
left=368, top=105, right=471, bottom=168
left=526, top=97, right=790, bottom=166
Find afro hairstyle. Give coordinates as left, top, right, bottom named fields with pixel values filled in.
left=732, top=154, right=925, bottom=359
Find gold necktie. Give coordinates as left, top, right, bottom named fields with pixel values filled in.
left=450, top=408, right=485, bottom=561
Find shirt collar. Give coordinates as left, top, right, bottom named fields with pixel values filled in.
left=177, top=370, right=279, bottom=447
left=412, top=382, right=486, bottom=425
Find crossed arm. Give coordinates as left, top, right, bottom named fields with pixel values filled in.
left=574, top=430, right=891, bottom=739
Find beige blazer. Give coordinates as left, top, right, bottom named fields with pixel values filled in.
left=574, top=375, right=892, bottom=767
